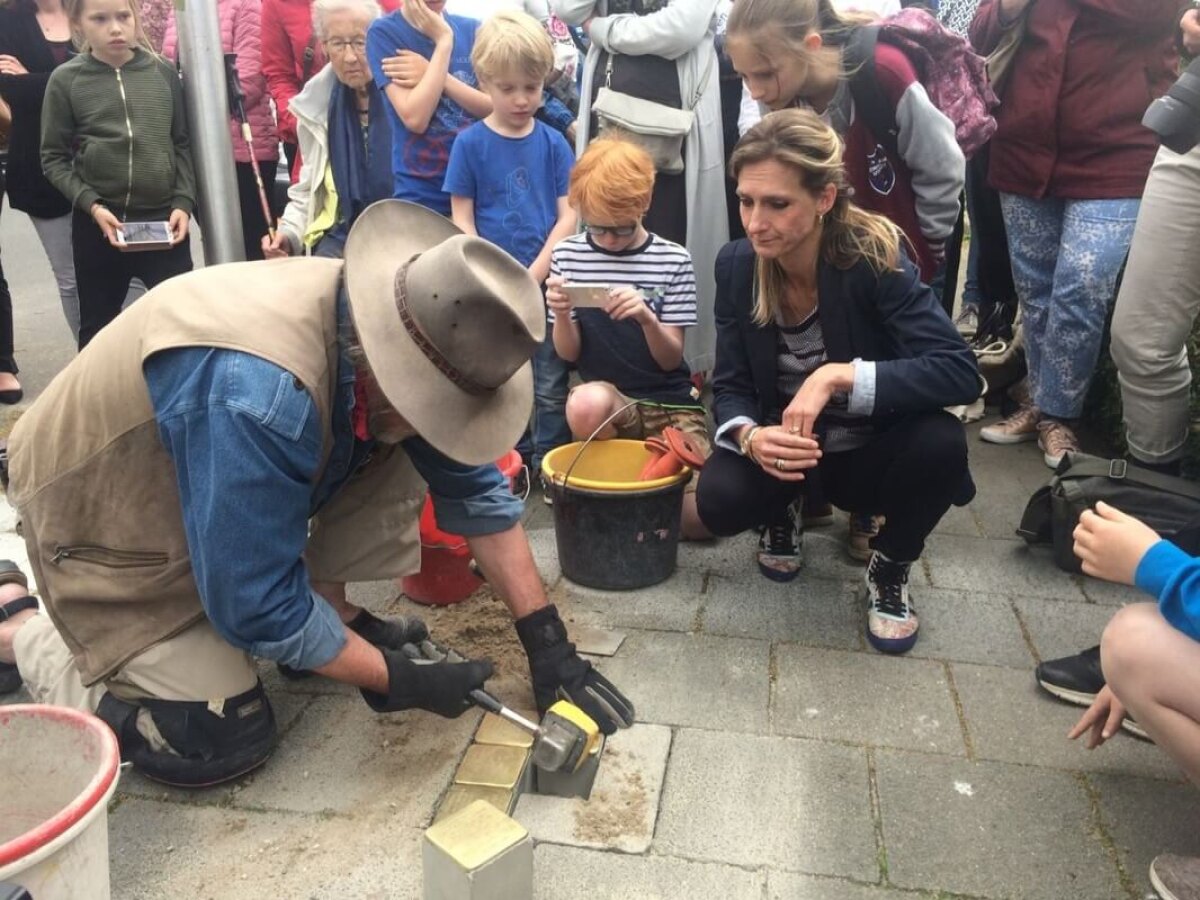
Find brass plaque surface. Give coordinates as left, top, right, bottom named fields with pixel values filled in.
left=425, top=799, right=528, bottom=870
left=435, top=784, right=515, bottom=823
left=475, top=713, right=535, bottom=749
left=454, top=744, right=529, bottom=790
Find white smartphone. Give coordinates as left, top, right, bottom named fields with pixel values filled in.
left=562, top=283, right=611, bottom=308
left=115, top=221, right=173, bottom=252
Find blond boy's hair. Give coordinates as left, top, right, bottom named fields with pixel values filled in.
left=471, top=9, right=554, bottom=83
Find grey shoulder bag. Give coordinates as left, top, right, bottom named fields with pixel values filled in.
left=592, top=46, right=714, bottom=174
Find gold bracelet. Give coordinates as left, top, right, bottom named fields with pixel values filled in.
left=740, top=425, right=762, bottom=463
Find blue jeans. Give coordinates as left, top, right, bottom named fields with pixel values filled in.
left=1000, top=194, right=1140, bottom=420
left=518, top=328, right=571, bottom=472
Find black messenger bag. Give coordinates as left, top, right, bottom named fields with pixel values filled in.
left=1018, top=453, right=1200, bottom=573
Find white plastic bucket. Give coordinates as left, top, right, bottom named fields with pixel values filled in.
left=0, top=704, right=121, bottom=899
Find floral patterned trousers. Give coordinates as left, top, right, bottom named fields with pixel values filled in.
left=1000, top=193, right=1140, bottom=420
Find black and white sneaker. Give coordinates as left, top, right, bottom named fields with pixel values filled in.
left=1035, top=645, right=1148, bottom=739
left=757, top=500, right=802, bottom=582
left=865, top=552, right=918, bottom=654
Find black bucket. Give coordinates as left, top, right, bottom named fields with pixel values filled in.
left=541, top=439, right=692, bottom=590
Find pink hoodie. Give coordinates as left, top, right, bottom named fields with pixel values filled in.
left=163, top=0, right=279, bottom=163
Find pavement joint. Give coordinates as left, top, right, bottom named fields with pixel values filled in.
left=941, top=661, right=976, bottom=761
left=865, top=746, right=889, bottom=885
left=1077, top=772, right=1140, bottom=900
left=1009, top=598, right=1043, bottom=663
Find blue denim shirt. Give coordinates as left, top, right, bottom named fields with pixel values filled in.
left=143, top=315, right=523, bottom=671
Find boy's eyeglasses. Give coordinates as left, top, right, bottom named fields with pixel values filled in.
left=583, top=222, right=638, bottom=237
left=326, top=39, right=367, bottom=55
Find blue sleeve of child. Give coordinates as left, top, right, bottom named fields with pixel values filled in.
left=367, top=17, right=404, bottom=91
left=1135, top=539, right=1200, bottom=642
left=443, top=128, right=476, bottom=197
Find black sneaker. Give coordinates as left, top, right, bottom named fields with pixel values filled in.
left=1035, top=645, right=1148, bottom=740
left=1035, top=645, right=1104, bottom=706
left=757, top=501, right=802, bottom=582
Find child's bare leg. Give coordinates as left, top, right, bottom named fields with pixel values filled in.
left=1102, top=602, right=1200, bottom=785
left=681, top=492, right=712, bottom=541
left=566, top=383, right=624, bottom=440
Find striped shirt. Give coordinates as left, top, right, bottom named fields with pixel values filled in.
left=550, top=232, right=700, bottom=406
left=775, top=309, right=875, bottom=453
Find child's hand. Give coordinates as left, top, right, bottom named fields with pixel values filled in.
left=90, top=203, right=122, bottom=246
left=605, top=286, right=652, bottom=325
left=1073, top=501, right=1161, bottom=586
left=545, top=276, right=572, bottom=316
left=1067, top=684, right=1127, bottom=750
left=406, top=0, right=452, bottom=44
left=382, top=50, right=428, bottom=89
left=168, top=209, right=191, bottom=244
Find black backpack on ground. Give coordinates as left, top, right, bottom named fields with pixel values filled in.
left=1018, top=453, right=1200, bottom=573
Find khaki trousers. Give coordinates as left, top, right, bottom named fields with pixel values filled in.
left=1110, top=145, right=1200, bottom=464
left=14, top=613, right=258, bottom=753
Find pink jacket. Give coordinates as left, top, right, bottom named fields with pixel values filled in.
left=163, top=0, right=279, bottom=163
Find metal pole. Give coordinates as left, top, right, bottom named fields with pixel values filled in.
left=175, top=0, right=244, bottom=263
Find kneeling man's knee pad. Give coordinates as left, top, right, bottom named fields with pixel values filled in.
left=96, top=680, right=278, bottom=788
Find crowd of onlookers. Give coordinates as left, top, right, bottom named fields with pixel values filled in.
left=3, top=0, right=1200, bottom=892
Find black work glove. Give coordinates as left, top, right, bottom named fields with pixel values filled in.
left=515, top=604, right=635, bottom=735
left=348, top=609, right=429, bottom=652
left=360, top=647, right=493, bottom=718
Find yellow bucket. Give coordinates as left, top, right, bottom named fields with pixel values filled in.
left=541, top=439, right=691, bottom=493
left=541, top=439, right=691, bottom=590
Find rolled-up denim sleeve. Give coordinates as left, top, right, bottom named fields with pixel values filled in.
left=402, top=436, right=524, bottom=537
left=144, top=348, right=347, bottom=671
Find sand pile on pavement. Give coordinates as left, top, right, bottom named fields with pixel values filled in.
left=396, top=585, right=536, bottom=712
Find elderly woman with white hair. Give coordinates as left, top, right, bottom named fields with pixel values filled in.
left=263, top=0, right=392, bottom=259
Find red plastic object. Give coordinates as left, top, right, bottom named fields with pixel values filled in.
left=401, top=451, right=524, bottom=606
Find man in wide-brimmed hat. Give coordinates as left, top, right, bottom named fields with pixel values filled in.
left=0, top=200, right=633, bottom=787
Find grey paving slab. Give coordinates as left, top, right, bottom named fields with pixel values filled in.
left=552, top=569, right=705, bottom=635
left=533, top=845, right=765, bottom=899
left=230, top=695, right=479, bottom=821
left=874, top=749, right=1124, bottom=899
left=931, top=498, right=984, bottom=538
left=924, top=532, right=1087, bottom=601
left=682, top=527, right=883, bottom=585
left=1014, top=597, right=1120, bottom=663
left=592, top=630, right=770, bottom=732
left=656, top=728, right=877, bottom=878
left=702, top=572, right=862, bottom=649
left=766, top=872, right=925, bottom=899
left=1091, top=772, right=1200, bottom=896
left=952, top=662, right=1182, bottom=780
left=905, top=588, right=1034, bottom=669
left=109, top=797, right=424, bottom=900
left=514, top=723, right=671, bottom=853
left=1077, top=574, right=1146, bottom=607
left=572, top=624, right=627, bottom=656
left=773, top=646, right=965, bottom=755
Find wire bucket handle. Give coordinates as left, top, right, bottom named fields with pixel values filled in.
left=550, top=400, right=688, bottom=492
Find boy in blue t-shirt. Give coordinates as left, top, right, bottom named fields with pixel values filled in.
left=444, top=10, right=577, bottom=472
left=366, top=0, right=489, bottom=215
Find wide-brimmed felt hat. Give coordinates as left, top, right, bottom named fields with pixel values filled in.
left=343, top=200, right=545, bottom=466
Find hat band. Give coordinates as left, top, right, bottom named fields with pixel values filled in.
left=394, top=257, right=490, bottom=396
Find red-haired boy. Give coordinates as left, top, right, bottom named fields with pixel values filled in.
left=545, top=136, right=712, bottom=539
